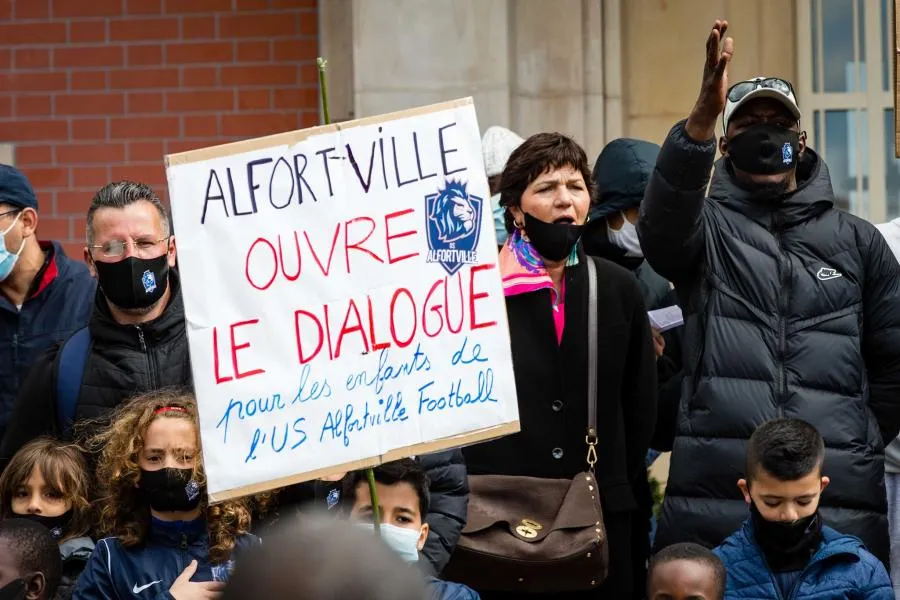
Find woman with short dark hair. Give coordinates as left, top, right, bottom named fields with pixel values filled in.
left=460, top=132, right=657, bottom=600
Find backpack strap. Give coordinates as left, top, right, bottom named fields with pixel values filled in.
left=56, top=327, right=91, bottom=438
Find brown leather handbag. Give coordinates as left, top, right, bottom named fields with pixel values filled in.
left=442, top=258, right=608, bottom=593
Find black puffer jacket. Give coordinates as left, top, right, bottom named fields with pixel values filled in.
left=0, top=271, right=192, bottom=461
left=638, top=120, right=900, bottom=564
left=418, top=450, right=468, bottom=575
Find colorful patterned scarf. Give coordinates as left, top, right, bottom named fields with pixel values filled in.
left=498, top=228, right=579, bottom=303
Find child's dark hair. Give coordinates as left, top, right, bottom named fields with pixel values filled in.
left=0, top=437, right=92, bottom=541
left=648, top=543, right=725, bottom=600
left=340, top=459, right=430, bottom=518
left=0, top=518, right=63, bottom=600
left=746, top=418, right=825, bottom=482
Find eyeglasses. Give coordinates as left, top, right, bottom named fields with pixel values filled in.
left=90, top=237, right=170, bottom=259
left=727, top=78, right=796, bottom=103
left=0, top=208, right=22, bottom=220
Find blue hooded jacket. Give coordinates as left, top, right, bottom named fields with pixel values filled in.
left=714, top=520, right=892, bottom=600
left=72, top=518, right=259, bottom=600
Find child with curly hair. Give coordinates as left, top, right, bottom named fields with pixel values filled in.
left=72, top=390, right=259, bottom=599
left=0, top=437, right=94, bottom=599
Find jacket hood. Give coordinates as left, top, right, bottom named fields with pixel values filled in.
left=581, top=218, right=644, bottom=271
left=708, top=147, right=835, bottom=228
left=590, top=138, right=661, bottom=220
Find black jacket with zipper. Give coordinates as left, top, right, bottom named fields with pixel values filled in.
left=0, top=270, right=192, bottom=463
left=461, top=251, right=657, bottom=600
left=637, top=120, right=900, bottom=564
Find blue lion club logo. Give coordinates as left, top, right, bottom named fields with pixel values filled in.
left=782, top=142, right=793, bottom=165
left=185, top=479, right=200, bottom=502
left=326, top=488, right=341, bottom=510
left=425, top=180, right=483, bottom=276
left=141, top=269, right=157, bottom=294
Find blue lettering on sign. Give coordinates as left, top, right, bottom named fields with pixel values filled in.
left=417, top=369, right=497, bottom=414
left=345, top=344, right=432, bottom=394
left=292, top=364, right=333, bottom=404
left=244, top=418, right=308, bottom=463
left=319, top=395, right=409, bottom=448
left=450, top=336, right=488, bottom=366
left=216, top=393, right=286, bottom=444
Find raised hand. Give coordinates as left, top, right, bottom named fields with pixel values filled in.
left=685, top=20, right=734, bottom=142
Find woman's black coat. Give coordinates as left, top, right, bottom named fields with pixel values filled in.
left=461, top=252, right=658, bottom=600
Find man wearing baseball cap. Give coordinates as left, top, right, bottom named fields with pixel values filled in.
left=0, top=165, right=95, bottom=441
left=638, top=20, right=900, bottom=566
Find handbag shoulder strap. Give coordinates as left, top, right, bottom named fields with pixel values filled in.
left=585, top=257, right=599, bottom=469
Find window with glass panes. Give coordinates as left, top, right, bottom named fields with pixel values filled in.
left=796, top=0, right=898, bottom=222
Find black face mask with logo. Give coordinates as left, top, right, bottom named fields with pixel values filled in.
left=139, top=468, right=202, bottom=513
left=20, top=510, right=72, bottom=541
left=750, top=501, right=823, bottom=572
left=94, top=255, right=169, bottom=310
left=727, top=123, right=801, bottom=176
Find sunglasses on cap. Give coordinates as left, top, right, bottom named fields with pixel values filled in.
left=727, top=77, right=796, bottom=102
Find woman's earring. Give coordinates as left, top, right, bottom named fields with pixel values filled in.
left=513, top=218, right=524, bottom=229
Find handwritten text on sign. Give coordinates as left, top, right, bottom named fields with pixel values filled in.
left=166, top=99, right=519, bottom=501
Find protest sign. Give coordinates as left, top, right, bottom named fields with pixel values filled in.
left=165, top=98, right=520, bottom=502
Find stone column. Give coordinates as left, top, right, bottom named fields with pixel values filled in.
left=320, top=0, right=628, bottom=154
left=351, top=0, right=512, bottom=132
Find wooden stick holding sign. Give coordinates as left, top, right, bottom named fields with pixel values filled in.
left=164, top=95, right=520, bottom=503
left=318, top=55, right=381, bottom=533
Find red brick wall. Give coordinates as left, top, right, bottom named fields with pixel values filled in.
left=0, top=0, right=320, bottom=259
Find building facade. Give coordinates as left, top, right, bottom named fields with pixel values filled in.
left=1, top=0, right=896, bottom=260
left=0, top=0, right=319, bottom=259
left=322, top=0, right=898, bottom=224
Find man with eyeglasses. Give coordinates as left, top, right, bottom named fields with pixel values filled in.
left=0, top=165, right=95, bottom=444
left=638, top=20, right=900, bottom=566
left=0, top=181, right=192, bottom=463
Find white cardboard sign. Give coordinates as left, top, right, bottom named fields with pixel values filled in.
left=165, top=98, right=519, bottom=502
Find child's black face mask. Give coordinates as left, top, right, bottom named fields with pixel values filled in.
left=19, top=510, right=72, bottom=541
left=750, top=501, right=822, bottom=572
left=138, top=468, right=202, bottom=513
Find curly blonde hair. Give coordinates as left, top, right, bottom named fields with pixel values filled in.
left=87, top=390, right=252, bottom=563
left=0, top=437, right=92, bottom=542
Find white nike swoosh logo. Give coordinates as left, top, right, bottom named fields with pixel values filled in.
left=132, top=581, right=161, bottom=594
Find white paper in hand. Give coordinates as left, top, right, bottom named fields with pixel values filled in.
left=648, top=305, right=683, bottom=332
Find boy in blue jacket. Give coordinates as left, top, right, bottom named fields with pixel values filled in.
left=714, top=418, right=892, bottom=599
left=342, top=459, right=479, bottom=600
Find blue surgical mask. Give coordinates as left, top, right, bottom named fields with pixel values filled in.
left=357, top=523, right=423, bottom=563
left=0, top=212, right=25, bottom=283
left=491, top=193, right=508, bottom=245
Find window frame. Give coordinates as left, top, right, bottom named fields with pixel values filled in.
left=796, top=0, right=893, bottom=222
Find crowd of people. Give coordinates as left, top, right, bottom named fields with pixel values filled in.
left=0, top=17, right=898, bottom=600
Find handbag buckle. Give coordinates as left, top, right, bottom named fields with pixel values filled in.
left=515, top=518, right=542, bottom=539
left=585, top=428, right=598, bottom=469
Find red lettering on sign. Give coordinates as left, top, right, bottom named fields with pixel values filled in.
left=469, top=264, right=497, bottom=330
left=384, top=208, right=419, bottom=264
